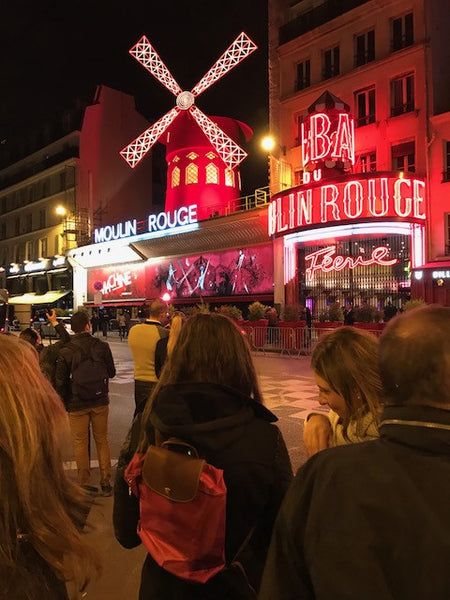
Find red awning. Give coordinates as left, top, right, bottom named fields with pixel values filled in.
left=83, top=299, right=145, bottom=308
left=413, top=261, right=450, bottom=270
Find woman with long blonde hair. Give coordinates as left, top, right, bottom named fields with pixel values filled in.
left=0, top=334, right=101, bottom=599
left=304, top=326, right=384, bottom=456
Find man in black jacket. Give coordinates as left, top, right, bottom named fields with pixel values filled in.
left=55, top=311, right=116, bottom=495
left=260, top=305, right=450, bottom=600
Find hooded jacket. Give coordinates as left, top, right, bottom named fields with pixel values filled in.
left=113, top=381, right=293, bottom=600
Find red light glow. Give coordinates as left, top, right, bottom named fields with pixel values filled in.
left=302, top=111, right=355, bottom=169
left=120, top=32, right=257, bottom=170
left=304, top=245, right=398, bottom=281
left=268, top=174, right=426, bottom=236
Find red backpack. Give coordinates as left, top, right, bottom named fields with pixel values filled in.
left=125, top=438, right=227, bottom=584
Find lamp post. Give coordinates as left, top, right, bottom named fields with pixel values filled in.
left=261, top=135, right=288, bottom=196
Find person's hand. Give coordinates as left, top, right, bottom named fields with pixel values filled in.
left=303, top=414, right=333, bottom=457
left=46, top=309, right=58, bottom=326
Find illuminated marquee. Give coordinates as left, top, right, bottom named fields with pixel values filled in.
left=94, top=205, right=198, bottom=243
left=302, top=112, right=355, bottom=167
left=268, top=175, right=426, bottom=236
left=305, top=245, right=398, bottom=281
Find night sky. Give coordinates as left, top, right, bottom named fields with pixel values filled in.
left=0, top=1, right=269, bottom=194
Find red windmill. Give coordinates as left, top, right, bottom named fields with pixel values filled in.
left=120, top=32, right=257, bottom=172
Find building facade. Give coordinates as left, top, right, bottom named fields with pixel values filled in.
left=0, top=85, right=154, bottom=324
left=268, top=0, right=450, bottom=311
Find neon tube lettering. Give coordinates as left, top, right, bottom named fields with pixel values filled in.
left=305, top=245, right=398, bottom=281
left=321, top=185, right=340, bottom=222
left=343, top=181, right=363, bottom=219
left=394, top=179, right=412, bottom=217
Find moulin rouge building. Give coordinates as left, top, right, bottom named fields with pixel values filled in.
left=268, top=0, right=450, bottom=311
left=69, top=2, right=450, bottom=316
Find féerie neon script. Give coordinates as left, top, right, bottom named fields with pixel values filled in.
left=305, top=246, right=398, bottom=281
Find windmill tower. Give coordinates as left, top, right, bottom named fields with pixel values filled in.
left=120, top=33, right=257, bottom=220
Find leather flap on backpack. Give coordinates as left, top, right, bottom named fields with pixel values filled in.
left=142, top=445, right=205, bottom=503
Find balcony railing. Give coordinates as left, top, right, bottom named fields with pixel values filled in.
left=280, top=0, right=371, bottom=45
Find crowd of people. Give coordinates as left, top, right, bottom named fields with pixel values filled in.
left=0, top=301, right=448, bottom=599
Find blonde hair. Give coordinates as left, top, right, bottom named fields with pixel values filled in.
left=0, top=335, right=101, bottom=597
left=166, top=312, right=185, bottom=357
left=311, top=326, right=384, bottom=438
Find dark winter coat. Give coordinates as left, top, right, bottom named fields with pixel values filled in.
left=39, top=323, right=71, bottom=387
left=54, top=332, right=116, bottom=412
left=259, top=404, right=450, bottom=600
left=113, top=381, right=293, bottom=600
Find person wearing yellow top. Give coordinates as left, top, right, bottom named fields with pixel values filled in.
left=303, top=326, right=383, bottom=457
left=128, top=299, right=169, bottom=416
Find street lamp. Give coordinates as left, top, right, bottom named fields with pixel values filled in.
left=260, top=135, right=288, bottom=196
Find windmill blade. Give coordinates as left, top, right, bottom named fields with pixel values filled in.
left=120, top=107, right=180, bottom=168
left=190, top=32, right=257, bottom=98
left=190, top=106, right=247, bottom=170
left=130, top=36, right=182, bottom=97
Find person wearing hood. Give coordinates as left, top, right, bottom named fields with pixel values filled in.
left=113, top=312, right=293, bottom=599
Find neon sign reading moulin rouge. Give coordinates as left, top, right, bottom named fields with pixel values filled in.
left=94, top=205, right=198, bottom=243
left=305, top=245, right=398, bottom=281
left=268, top=175, right=426, bottom=236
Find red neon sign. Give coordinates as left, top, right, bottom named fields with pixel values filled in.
left=302, top=112, right=355, bottom=168
left=268, top=174, right=426, bottom=236
left=305, top=246, right=398, bottom=281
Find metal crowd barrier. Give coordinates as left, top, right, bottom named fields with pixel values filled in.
left=242, top=325, right=385, bottom=356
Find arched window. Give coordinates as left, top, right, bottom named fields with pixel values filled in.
left=225, top=168, right=235, bottom=187
left=186, top=163, right=198, bottom=185
left=205, top=163, right=219, bottom=184
left=171, top=166, right=180, bottom=187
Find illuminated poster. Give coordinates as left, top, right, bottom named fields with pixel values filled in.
left=87, top=244, right=273, bottom=302
left=147, top=244, right=273, bottom=299
left=87, top=263, right=146, bottom=301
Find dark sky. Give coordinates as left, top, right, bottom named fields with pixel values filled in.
left=0, top=1, right=269, bottom=193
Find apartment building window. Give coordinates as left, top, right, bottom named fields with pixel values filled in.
left=392, top=141, right=415, bottom=172
left=39, top=209, right=46, bottom=229
left=40, top=238, right=47, bottom=258
left=359, top=152, right=377, bottom=173
left=17, top=243, right=26, bottom=263
left=355, top=87, right=375, bottom=127
left=0, top=222, right=6, bottom=240
left=25, top=213, right=32, bottom=233
left=355, top=30, right=375, bottom=67
left=60, top=171, right=66, bottom=191
left=296, top=59, right=310, bottom=91
left=15, top=217, right=20, bottom=236
left=444, top=141, right=450, bottom=182
left=391, top=73, right=414, bottom=117
left=323, top=46, right=340, bottom=79
left=42, top=179, right=49, bottom=198
left=392, top=13, right=414, bottom=52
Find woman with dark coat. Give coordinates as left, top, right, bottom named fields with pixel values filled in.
left=113, top=313, right=293, bottom=599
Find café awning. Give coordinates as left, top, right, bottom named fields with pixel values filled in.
left=8, top=291, right=72, bottom=305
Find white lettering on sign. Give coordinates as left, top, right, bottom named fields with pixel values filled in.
left=304, top=246, right=398, bottom=281
left=94, top=220, right=137, bottom=243
left=432, top=270, right=450, bottom=279
left=93, top=205, right=198, bottom=244
left=101, top=270, right=132, bottom=295
left=268, top=176, right=426, bottom=236
left=148, top=205, right=197, bottom=232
